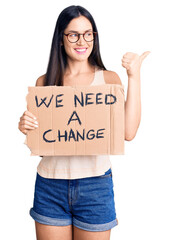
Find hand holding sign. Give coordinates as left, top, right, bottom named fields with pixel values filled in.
left=18, top=110, right=38, bottom=135
left=121, top=51, right=150, bottom=77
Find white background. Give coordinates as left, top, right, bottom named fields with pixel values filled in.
left=0, top=0, right=169, bottom=239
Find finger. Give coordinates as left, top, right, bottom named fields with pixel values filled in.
left=122, top=62, right=130, bottom=70
left=18, top=124, right=28, bottom=135
left=19, top=127, right=27, bottom=135
left=23, top=130, right=27, bottom=135
left=20, top=124, right=38, bottom=130
left=22, top=115, right=38, bottom=125
left=24, top=110, right=37, bottom=120
left=20, top=119, right=38, bottom=128
left=122, top=58, right=131, bottom=63
left=140, top=51, right=151, bottom=63
left=123, top=52, right=135, bottom=58
left=19, top=128, right=27, bottom=135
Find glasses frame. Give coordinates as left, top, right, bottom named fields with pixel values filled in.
left=63, top=31, right=97, bottom=43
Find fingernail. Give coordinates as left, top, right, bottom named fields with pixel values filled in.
left=34, top=117, right=37, bottom=120
left=34, top=121, right=38, bottom=124
left=35, top=125, right=38, bottom=128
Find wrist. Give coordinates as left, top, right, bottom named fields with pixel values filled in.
left=128, top=72, right=140, bottom=81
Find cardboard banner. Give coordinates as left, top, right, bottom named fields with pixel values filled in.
left=26, top=84, right=125, bottom=156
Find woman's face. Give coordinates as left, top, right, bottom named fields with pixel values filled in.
left=63, top=16, right=94, bottom=63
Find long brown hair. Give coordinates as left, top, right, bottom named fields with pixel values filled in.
left=44, top=5, right=106, bottom=86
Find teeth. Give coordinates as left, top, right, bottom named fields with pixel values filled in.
left=75, top=49, right=86, bottom=52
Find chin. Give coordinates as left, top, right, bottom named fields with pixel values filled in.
left=70, top=55, right=90, bottom=62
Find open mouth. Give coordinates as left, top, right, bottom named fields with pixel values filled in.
left=74, top=48, right=87, bottom=54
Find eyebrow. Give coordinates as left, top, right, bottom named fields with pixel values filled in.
left=68, top=29, right=92, bottom=33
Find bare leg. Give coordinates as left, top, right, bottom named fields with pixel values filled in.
left=73, top=225, right=111, bottom=240
left=35, top=221, right=73, bottom=240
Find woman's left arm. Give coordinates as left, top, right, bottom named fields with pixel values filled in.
left=122, top=51, right=150, bottom=141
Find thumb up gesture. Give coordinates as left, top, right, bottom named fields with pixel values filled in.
left=121, top=51, right=150, bottom=77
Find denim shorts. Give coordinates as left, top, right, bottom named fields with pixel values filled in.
left=29, top=168, right=118, bottom=232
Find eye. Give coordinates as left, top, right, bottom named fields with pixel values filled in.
left=69, top=33, right=78, bottom=37
left=85, top=32, right=92, bottom=36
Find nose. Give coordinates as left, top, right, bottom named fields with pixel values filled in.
left=77, top=34, right=85, bottom=45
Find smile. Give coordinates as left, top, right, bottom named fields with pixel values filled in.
left=74, top=48, right=87, bottom=54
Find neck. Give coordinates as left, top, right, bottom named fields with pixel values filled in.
left=65, top=58, right=94, bottom=75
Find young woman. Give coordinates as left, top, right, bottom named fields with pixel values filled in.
left=18, top=5, right=150, bottom=240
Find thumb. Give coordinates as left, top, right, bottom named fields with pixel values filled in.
left=140, top=51, right=151, bottom=63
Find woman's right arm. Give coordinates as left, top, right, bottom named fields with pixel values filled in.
left=18, top=74, right=46, bottom=135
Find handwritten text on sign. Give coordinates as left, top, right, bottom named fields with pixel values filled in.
left=35, top=91, right=116, bottom=143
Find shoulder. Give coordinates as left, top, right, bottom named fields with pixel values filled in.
left=103, top=70, right=122, bottom=85
left=35, top=74, right=46, bottom=86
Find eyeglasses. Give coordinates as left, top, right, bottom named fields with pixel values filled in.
left=63, top=31, right=97, bottom=43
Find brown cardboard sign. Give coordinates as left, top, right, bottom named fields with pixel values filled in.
left=26, top=84, right=125, bottom=156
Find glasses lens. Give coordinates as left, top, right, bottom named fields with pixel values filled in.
left=68, top=33, right=78, bottom=43
left=84, top=31, right=94, bottom=42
